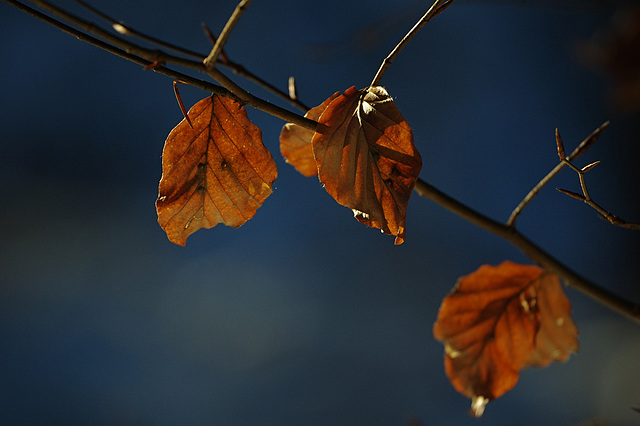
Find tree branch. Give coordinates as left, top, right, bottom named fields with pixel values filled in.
left=4, top=0, right=317, bottom=130
left=37, top=0, right=309, bottom=111
left=71, top=0, right=204, bottom=60
left=6, top=0, right=639, bottom=325
left=414, top=179, right=640, bottom=324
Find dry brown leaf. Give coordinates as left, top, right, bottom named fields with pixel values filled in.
left=279, top=92, right=340, bottom=177
left=156, top=95, right=277, bottom=245
left=432, top=261, right=578, bottom=417
left=311, top=86, right=422, bottom=244
left=525, top=274, right=579, bottom=367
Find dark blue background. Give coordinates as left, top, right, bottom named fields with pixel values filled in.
left=1, top=0, right=640, bottom=424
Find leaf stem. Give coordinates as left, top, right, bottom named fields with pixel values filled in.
left=370, top=0, right=454, bottom=87
left=414, top=178, right=640, bottom=324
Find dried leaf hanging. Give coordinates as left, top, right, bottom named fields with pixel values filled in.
left=156, top=95, right=277, bottom=245
left=433, top=261, right=578, bottom=417
left=311, top=86, right=422, bottom=244
left=279, top=91, right=340, bottom=177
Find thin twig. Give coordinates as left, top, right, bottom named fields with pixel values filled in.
left=414, top=178, right=640, bottom=324
left=201, top=23, right=229, bottom=64
left=47, top=0, right=308, bottom=111
left=4, top=0, right=318, bottom=130
left=370, top=0, right=454, bottom=87
left=557, top=158, right=640, bottom=230
left=203, top=0, right=253, bottom=69
left=507, top=121, right=610, bottom=227
left=198, top=0, right=259, bottom=102
left=29, top=0, right=196, bottom=68
left=71, top=0, right=204, bottom=59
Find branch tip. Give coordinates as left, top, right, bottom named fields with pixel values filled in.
left=288, top=76, right=298, bottom=101
left=581, top=161, right=600, bottom=172
left=570, top=120, right=610, bottom=160
left=370, top=0, right=455, bottom=87
left=557, top=188, right=586, bottom=201
left=555, top=128, right=566, bottom=160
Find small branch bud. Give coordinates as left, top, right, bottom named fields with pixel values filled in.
left=581, top=161, right=601, bottom=173
left=557, top=188, right=586, bottom=201
left=112, top=22, right=128, bottom=34
left=288, top=76, right=298, bottom=101
left=555, top=128, right=566, bottom=160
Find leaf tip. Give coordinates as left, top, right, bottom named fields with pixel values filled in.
left=470, top=395, right=490, bottom=418
left=393, top=227, right=406, bottom=245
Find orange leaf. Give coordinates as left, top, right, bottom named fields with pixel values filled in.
left=279, top=91, right=340, bottom=177
left=311, top=86, right=422, bottom=244
left=156, top=95, right=277, bottom=245
left=432, top=261, right=578, bottom=417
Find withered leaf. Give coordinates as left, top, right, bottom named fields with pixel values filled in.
left=311, top=86, right=422, bottom=244
left=156, top=95, right=277, bottom=245
left=279, top=91, right=340, bottom=177
left=432, top=261, right=578, bottom=417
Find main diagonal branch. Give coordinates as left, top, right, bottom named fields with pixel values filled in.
left=414, top=179, right=640, bottom=324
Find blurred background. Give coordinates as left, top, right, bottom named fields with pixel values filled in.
left=1, top=0, right=640, bottom=424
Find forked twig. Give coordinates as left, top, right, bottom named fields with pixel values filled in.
left=62, top=0, right=307, bottom=110
left=6, top=0, right=316, bottom=128
left=199, top=0, right=257, bottom=102
left=557, top=156, right=640, bottom=230
left=370, top=0, right=454, bottom=87
left=201, top=23, right=229, bottom=64
left=507, top=122, right=610, bottom=227
left=203, top=0, right=253, bottom=69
